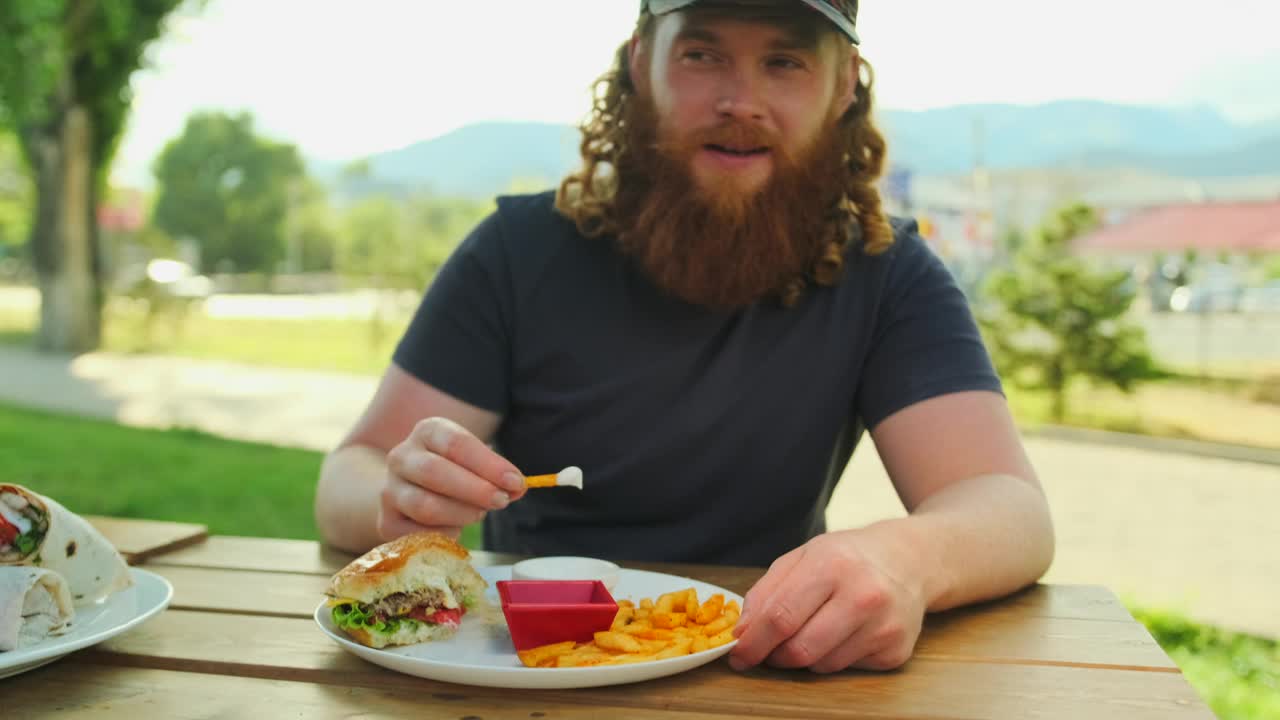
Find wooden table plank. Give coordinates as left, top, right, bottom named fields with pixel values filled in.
left=102, top=599, right=1177, bottom=676
left=148, top=566, right=1173, bottom=671
left=147, top=537, right=1139, bottom=620
left=917, top=610, right=1175, bottom=670
left=144, top=534, right=524, bottom=575
left=9, top=662, right=756, bottom=720
left=87, top=516, right=208, bottom=564
left=150, top=566, right=329, bottom=618
left=76, top=612, right=1211, bottom=720
left=142, top=535, right=358, bottom=575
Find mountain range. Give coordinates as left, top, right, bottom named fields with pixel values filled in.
left=312, top=100, right=1280, bottom=201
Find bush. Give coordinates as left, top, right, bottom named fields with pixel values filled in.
left=1133, top=607, right=1280, bottom=719
left=1251, top=375, right=1280, bottom=406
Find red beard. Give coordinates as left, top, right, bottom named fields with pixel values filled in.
left=611, top=94, right=850, bottom=311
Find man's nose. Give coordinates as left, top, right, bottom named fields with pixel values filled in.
left=713, top=69, right=766, bottom=122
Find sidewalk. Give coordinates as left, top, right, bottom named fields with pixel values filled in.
left=0, top=345, right=371, bottom=452
left=2, top=345, right=1278, bottom=640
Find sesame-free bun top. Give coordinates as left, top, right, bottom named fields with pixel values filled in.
left=325, top=531, right=486, bottom=605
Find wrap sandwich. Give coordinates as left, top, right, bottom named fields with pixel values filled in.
left=324, top=531, right=487, bottom=649
left=1, top=484, right=133, bottom=606
left=0, top=567, right=75, bottom=651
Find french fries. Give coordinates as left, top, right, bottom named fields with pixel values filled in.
left=515, top=587, right=741, bottom=668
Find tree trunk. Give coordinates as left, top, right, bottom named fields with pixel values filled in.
left=27, top=105, right=102, bottom=353
left=1047, top=362, right=1068, bottom=423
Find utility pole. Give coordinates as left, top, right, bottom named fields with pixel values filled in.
left=971, top=114, right=992, bottom=259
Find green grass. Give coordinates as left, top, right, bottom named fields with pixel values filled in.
left=1005, top=378, right=1280, bottom=450
left=0, top=299, right=410, bottom=376
left=0, top=402, right=480, bottom=548
left=1134, top=607, right=1280, bottom=720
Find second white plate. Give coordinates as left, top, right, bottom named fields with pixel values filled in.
left=0, top=568, right=174, bottom=679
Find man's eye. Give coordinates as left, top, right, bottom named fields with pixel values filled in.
left=768, top=57, right=804, bottom=70
left=683, top=50, right=718, bottom=64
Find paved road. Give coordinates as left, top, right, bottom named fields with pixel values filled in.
left=1, top=344, right=1277, bottom=639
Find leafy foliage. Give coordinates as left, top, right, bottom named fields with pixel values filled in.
left=0, top=131, right=31, bottom=254
left=1135, top=607, right=1280, bottom=720
left=336, top=193, right=491, bottom=290
left=151, top=111, right=305, bottom=273
left=979, top=203, right=1157, bottom=421
left=1265, top=255, right=1280, bottom=282
left=0, top=0, right=191, bottom=351
left=0, top=0, right=190, bottom=187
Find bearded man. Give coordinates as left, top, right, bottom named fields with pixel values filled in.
left=316, top=0, right=1055, bottom=674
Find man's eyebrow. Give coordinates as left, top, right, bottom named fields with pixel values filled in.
left=673, top=25, right=722, bottom=46
left=773, top=34, right=820, bottom=51
left=674, top=22, right=820, bottom=52
left=770, top=24, right=821, bottom=51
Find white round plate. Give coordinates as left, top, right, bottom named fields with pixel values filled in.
left=0, top=568, right=173, bottom=679
left=315, top=565, right=743, bottom=689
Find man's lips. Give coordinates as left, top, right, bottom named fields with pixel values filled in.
left=704, top=143, right=770, bottom=157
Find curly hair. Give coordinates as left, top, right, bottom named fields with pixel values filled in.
left=555, top=10, right=895, bottom=307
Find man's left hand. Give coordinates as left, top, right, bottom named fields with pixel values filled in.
left=728, top=525, right=929, bottom=673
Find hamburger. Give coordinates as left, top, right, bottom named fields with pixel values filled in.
left=324, top=531, right=487, bottom=649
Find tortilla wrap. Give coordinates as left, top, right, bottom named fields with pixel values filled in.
left=0, top=567, right=75, bottom=651
left=0, top=484, right=133, bottom=606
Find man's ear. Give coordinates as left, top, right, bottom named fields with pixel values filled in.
left=628, top=32, right=648, bottom=93
left=837, top=50, right=861, bottom=116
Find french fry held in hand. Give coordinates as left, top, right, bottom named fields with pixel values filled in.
left=523, top=467, right=584, bottom=489
left=515, top=587, right=741, bottom=668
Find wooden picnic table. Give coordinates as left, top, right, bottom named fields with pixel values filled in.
left=6, top=518, right=1214, bottom=719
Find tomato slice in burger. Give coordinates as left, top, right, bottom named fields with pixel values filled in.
left=406, top=606, right=462, bottom=627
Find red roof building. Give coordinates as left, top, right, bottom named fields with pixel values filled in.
left=1076, top=201, right=1280, bottom=254
left=97, top=189, right=146, bottom=233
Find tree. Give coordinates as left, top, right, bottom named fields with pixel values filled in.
left=1266, top=255, right=1280, bottom=283
left=335, top=192, right=490, bottom=349
left=0, top=0, right=191, bottom=352
left=0, top=131, right=31, bottom=257
left=335, top=193, right=490, bottom=291
left=151, top=111, right=304, bottom=274
left=980, top=203, right=1156, bottom=423
left=287, top=180, right=339, bottom=273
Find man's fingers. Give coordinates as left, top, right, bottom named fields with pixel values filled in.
left=730, top=554, right=834, bottom=669
left=386, top=480, right=488, bottom=529
left=737, top=547, right=804, bottom=634
left=812, top=613, right=915, bottom=674
left=390, top=445, right=513, bottom=511
left=413, top=418, right=525, bottom=495
left=376, top=507, right=425, bottom=542
left=764, top=598, right=865, bottom=670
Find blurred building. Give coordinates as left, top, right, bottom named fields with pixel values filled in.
left=1077, top=201, right=1280, bottom=257
left=1074, top=200, right=1280, bottom=312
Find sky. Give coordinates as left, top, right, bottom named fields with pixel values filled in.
left=110, top=0, right=1280, bottom=188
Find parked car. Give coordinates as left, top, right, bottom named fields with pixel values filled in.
left=1168, top=284, right=1241, bottom=313
left=1239, top=281, right=1280, bottom=313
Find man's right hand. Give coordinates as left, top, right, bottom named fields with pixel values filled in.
left=377, top=417, right=527, bottom=541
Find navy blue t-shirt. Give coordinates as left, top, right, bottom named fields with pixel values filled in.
left=392, top=191, right=1002, bottom=567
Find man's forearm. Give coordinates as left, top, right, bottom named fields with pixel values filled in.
left=886, top=473, right=1055, bottom=613
left=314, top=444, right=389, bottom=554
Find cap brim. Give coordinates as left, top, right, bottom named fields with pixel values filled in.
left=645, top=0, right=859, bottom=45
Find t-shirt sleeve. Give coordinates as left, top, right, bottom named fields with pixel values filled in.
left=855, top=221, right=1004, bottom=430
left=391, top=210, right=514, bottom=414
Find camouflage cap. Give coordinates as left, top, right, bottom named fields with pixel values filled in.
left=641, top=0, right=860, bottom=45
